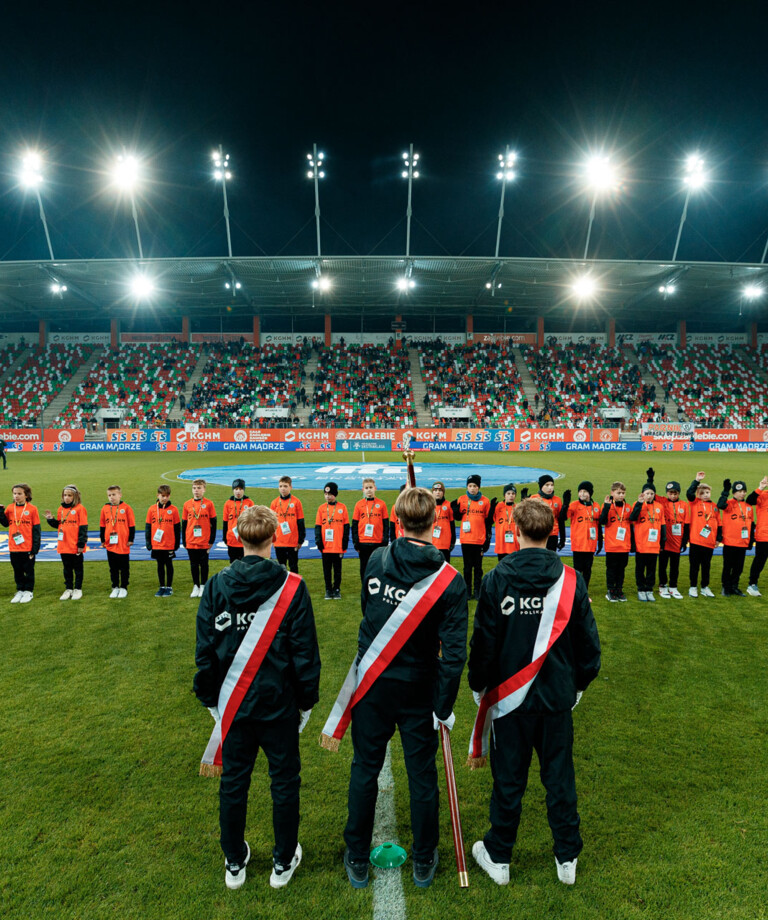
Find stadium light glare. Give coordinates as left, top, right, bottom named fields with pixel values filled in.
left=111, top=154, right=140, bottom=191
left=743, top=285, right=763, bottom=300
left=50, top=282, right=67, bottom=295
left=212, top=146, right=233, bottom=258
left=572, top=275, right=597, bottom=300
left=20, top=151, right=44, bottom=188
left=584, top=155, right=619, bottom=191
left=673, top=154, right=707, bottom=260
left=659, top=284, right=676, bottom=294
left=402, top=145, right=420, bottom=257
left=130, top=275, right=155, bottom=299
left=306, top=144, right=325, bottom=257
left=312, top=276, right=331, bottom=291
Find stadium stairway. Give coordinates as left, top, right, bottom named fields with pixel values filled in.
left=738, top=345, right=768, bottom=385
left=1, top=345, right=35, bottom=383
left=516, top=347, right=540, bottom=408
left=622, top=344, right=684, bottom=422
left=38, top=346, right=106, bottom=427
left=167, top=347, right=210, bottom=422
left=407, top=347, right=433, bottom=427
left=295, top=352, right=319, bottom=426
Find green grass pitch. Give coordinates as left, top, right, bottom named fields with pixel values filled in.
left=1, top=450, right=767, bottom=920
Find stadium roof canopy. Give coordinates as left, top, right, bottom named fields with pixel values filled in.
left=1, top=256, right=767, bottom=324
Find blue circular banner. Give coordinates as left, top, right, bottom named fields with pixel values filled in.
left=178, top=463, right=561, bottom=491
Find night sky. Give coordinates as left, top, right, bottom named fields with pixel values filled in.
left=2, top=1, right=768, bottom=266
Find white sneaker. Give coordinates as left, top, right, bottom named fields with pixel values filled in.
left=60, top=589, right=73, bottom=600
left=700, top=587, right=715, bottom=598
left=646, top=591, right=656, bottom=602
left=472, top=840, right=509, bottom=885
left=689, top=587, right=698, bottom=598
left=110, top=588, right=120, bottom=599
left=118, top=588, right=128, bottom=598
left=746, top=584, right=761, bottom=597
left=190, top=586, right=200, bottom=598
left=638, top=591, right=648, bottom=602
left=225, top=841, right=250, bottom=890
left=670, top=588, right=684, bottom=599
left=269, top=843, right=302, bottom=888
left=556, top=856, right=578, bottom=885
left=71, top=589, right=83, bottom=600
left=10, top=591, right=23, bottom=604
left=19, top=591, right=33, bottom=604
left=659, top=585, right=670, bottom=599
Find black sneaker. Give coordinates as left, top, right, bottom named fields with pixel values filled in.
left=617, top=592, right=628, bottom=602
left=732, top=588, right=746, bottom=597
left=413, top=848, right=439, bottom=888
left=344, top=848, right=369, bottom=889
left=324, top=589, right=333, bottom=600
left=333, top=588, right=342, bottom=600
left=225, top=841, right=251, bottom=890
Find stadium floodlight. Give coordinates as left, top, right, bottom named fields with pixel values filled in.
left=110, top=153, right=145, bottom=260
left=306, top=144, right=325, bottom=257
left=18, top=151, right=55, bottom=261
left=130, top=274, right=155, bottom=299
left=224, top=281, right=242, bottom=290
left=397, top=277, right=416, bottom=292
left=672, top=154, right=707, bottom=261
left=212, top=146, right=233, bottom=259
left=402, top=144, right=420, bottom=257
left=571, top=274, right=597, bottom=300
left=494, top=146, right=517, bottom=260
left=582, top=155, right=620, bottom=260
left=743, top=284, right=763, bottom=300
left=312, top=276, right=331, bottom=291
left=50, top=282, right=67, bottom=295
left=659, top=284, right=676, bottom=294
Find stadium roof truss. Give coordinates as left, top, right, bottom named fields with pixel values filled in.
left=0, top=256, right=766, bottom=323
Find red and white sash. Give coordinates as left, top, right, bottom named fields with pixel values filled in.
left=319, top=562, right=456, bottom=751
left=468, top=565, right=576, bottom=767
left=200, top=572, right=301, bottom=776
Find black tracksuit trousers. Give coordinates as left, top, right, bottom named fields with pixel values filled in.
left=107, top=551, right=130, bottom=589
left=220, top=714, right=300, bottom=867
left=572, top=552, right=594, bottom=589
left=275, top=546, right=299, bottom=573
left=688, top=544, right=713, bottom=588
left=635, top=553, right=658, bottom=592
left=344, top=676, right=439, bottom=864
left=461, top=544, right=484, bottom=596
left=658, top=549, right=681, bottom=588
left=10, top=553, right=35, bottom=591
left=749, top=540, right=768, bottom=586
left=356, top=543, right=380, bottom=581
left=484, top=710, right=582, bottom=864
left=605, top=552, right=628, bottom=595
left=721, top=545, right=746, bottom=592
left=321, top=553, right=342, bottom=591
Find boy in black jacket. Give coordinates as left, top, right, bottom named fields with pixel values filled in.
left=468, top=498, right=600, bottom=887
left=194, top=505, right=321, bottom=891
left=342, top=486, right=468, bottom=890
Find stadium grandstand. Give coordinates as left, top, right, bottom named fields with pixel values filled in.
left=1, top=255, right=768, bottom=434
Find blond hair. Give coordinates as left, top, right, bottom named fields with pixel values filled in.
left=362, top=477, right=376, bottom=486
left=394, top=486, right=435, bottom=534
left=237, top=505, right=278, bottom=546
left=513, top=498, right=554, bottom=542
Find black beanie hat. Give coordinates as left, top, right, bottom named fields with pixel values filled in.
left=733, top=480, right=747, bottom=493
left=642, top=481, right=656, bottom=494
left=232, top=478, right=245, bottom=490
left=467, top=474, right=482, bottom=487
left=502, top=482, right=517, bottom=495
left=666, top=480, right=681, bottom=493
left=578, top=481, right=594, bottom=495
left=538, top=474, right=554, bottom=488
left=324, top=481, right=339, bottom=496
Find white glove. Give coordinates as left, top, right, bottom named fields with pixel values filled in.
left=472, top=689, right=486, bottom=706
left=207, top=706, right=221, bottom=722
left=298, top=709, right=312, bottom=733
left=433, top=711, right=456, bottom=732
left=572, top=691, right=583, bottom=711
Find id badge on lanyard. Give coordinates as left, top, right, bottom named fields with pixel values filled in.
left=324, top=528, right=335, bottom=544
left=193, top=525, right=203, bottom=538
left=13, top=532, right=24, bottom=545
left=648, top=528, right=658, bottom=543
left=504, top=531, right=515, bottom=544
left=280, top=521, right=291, bottom=535
left=616, top=526, right=626, bottom=542
left=433, top=525, right=441, bottom=539
left=700, top=525, right=711, bottom=539
left=364, top=523, right=375, bottom=538
left=153, top=527, right=164, bottom=543
left=109, top=532, right=119, bottom=545
left=462, top=520, right=471, bottom=533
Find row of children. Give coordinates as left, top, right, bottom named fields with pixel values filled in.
left=0, top=479, right=252, bottom=601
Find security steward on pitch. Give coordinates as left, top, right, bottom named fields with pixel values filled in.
left=343, top=486, right=468, bottom=889
left=468, top=498, right=601, bottom=886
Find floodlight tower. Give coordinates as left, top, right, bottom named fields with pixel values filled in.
left=672, top=155, right=706, bottom=262
left=582, top=156, right=618, bottom=260
left=306, top=145, right=325, bottom=257
left=401, top=144, right=420, bottom=258
left=740, top=284, right=764, bottom=316
left=494, top=147, right=516, bottom=258
left=212, top=146, right=233, bottom=258
left=111, top=154, right=144, bottom=259
left=19, top=152, right=55, bottom=261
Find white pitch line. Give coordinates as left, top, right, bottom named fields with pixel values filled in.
left=372, top=743, right=407, bottom=920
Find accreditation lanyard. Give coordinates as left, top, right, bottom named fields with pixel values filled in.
left=12, top=502, right=26, bottom=538
left=361, top=500, right=376, bottom=522
left=276, top=498, right=292, bottom=521
left=191, top=500, right=204, bottom=521
left=109, top=503, right=121, bottom=528
left=734, top=501, right=748, bottom=523
left=230, top=500, right=244, bottom=521
left=645, top=504, right=659, bottom=526
left=153, top=503, right=169, bottom=526
left=504, top=504, right=515, bottom=530
left=324, top=502, right=338, bottom=527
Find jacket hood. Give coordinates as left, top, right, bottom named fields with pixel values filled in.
left=499, top=547, right=563, bottom=592
left=381, top=537, right=444, bottom=581
left=216, top=555, right=287, bottom=605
